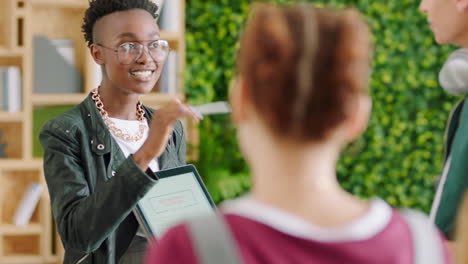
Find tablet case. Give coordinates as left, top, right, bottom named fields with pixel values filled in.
left=133, top=164, right=216, bottom=240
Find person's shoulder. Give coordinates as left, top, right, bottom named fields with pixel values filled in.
left=41, top=106, right=84, bottom=132
left=145, top=224, right=199, bottom=264
left=39, top=100, right=89, bottom=138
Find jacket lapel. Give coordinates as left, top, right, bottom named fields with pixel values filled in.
left=83, top=95, right=112, bottom=156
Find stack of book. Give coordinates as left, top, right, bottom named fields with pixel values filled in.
left=0, top=66, right=22, bottom=112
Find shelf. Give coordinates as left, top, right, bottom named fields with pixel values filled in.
left=32, top=93, right=88, bottom=106
left=0, top=122, right=23, bottom=159
left=14, top=9, right=26, bottom=18
left=161, top=31, right=183, bottom=50
left=28, top=0, right=88, bottom=9
left=45, top=256, right=60, bottom=264
left=0, top=112, right=24, bottom=122
left=0, top=256, right=46, bottom=264
left=3, top=235, right=41, bottom=258
left=0, top=159, right=42, bottom=170
left=161, top=31, right=182, bottom=42
left=0, top=224, right=42, bottom=235
left=0, top=48, right=23, bottom=57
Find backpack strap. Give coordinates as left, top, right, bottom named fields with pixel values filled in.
left=187, top=209, right=445, bottom=264
left=400, top=209, right=445, bottom=264
left=187, top=213, right=243, bottom=264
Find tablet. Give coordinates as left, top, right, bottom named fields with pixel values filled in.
left=134, top=164, right=216, bottom=240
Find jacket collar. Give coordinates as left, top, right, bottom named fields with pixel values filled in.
left=82, top=93, right=112, bottom=155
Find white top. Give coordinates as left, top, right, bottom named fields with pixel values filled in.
left=108, top=117, right=159, bottom=172
left=108, top=117, right=159, bottom=237
left=221, top=196, right=392, bottom=242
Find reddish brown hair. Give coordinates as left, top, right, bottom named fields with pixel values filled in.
left=238, top=3, right=372, bottom=142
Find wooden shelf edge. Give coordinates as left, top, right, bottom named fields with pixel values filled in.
left=32, top=93, right=88, bottom=106
left=0, top=159, right=43, bottom=169
left=45, top=255, right=60, bottom=263
left=0, top=223, right=42, bottom=235
left=0, top=112, right=24, bottom=122
left=14, top=9, right=26, bottom=18
left=160, top=31, right=183, bottom=41
left=28, top=0, right=88, bottom=8
left=0, top=48, right=24, bottom=57
left=0, top=256, right=46, bottom=264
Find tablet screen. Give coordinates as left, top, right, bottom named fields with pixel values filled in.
left=136, top=166, right=215, bottom=238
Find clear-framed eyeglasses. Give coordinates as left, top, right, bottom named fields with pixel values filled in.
left=96, top=40, right=170, bottom=65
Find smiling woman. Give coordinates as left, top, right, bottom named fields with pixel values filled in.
left=38, top=1, right=200, bottom=264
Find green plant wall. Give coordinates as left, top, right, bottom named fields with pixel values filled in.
left=186, top=0, right=458, bottom=211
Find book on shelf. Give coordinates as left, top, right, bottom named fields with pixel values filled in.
left=159, top=0, right=181, bottom=32
left=50, top=39, right=76, bottom=66
left=0, top=66, right=22, bottom=112
left=13, top=183, right=43, bottom=226
left=159, top=51, right=178, bottom=94
left=33, top=35, right=82, bottom=94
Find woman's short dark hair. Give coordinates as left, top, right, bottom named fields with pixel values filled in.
left=238, top=3, right=372, bottom=142
left=82, top=0, right=159, bottom=47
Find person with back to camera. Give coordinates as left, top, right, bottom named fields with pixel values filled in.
left=145, top=3, right=452, bottom=264
left=39, top=0, right=201, bottom=263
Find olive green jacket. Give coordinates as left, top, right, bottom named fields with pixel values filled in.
left=39, top=94, right=186, bottom=264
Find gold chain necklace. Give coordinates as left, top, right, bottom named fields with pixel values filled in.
left=91, top=88, right=147, bottom=142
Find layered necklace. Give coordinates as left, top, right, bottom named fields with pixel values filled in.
left=91, top=88, right=147, bottom=142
